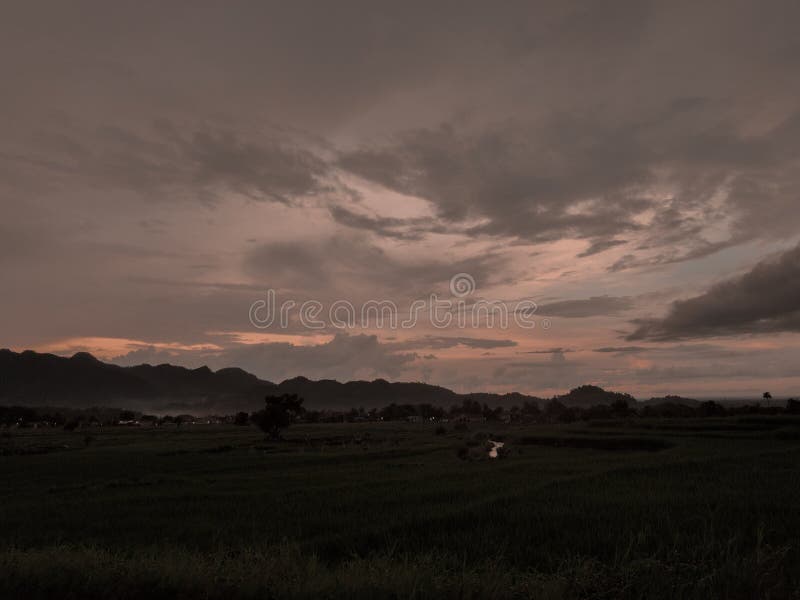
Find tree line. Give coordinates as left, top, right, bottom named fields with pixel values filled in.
left=3, top=395, right=799, bottom=433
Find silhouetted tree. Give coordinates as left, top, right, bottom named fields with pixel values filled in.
left=482, top=404, right=503, bottom=421
left=252, top=394, right=305, bottom=439
left=545, top=399, right=567, bottom=418
left=763, top=392, right=773, bottom=401
left=0, top=406, right=38, bottom=426
left=457, top=399, right=483, bottom=416
left=521, top=401, right=541, bottom=417
left=304, top=410, right=322, bottom=423
left=611, top=398, right=631, bottom=417
left=698, top=400, right=726, bottom=417
left=545, top=399, right=576, bottom=423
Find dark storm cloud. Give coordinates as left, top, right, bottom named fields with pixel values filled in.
left=337, top=122, right=652, bottom=244
left=628, top=243, right=800, bottom=340
left=5, top=0, right=800, bottom=258
left=537, top=296, right=635, bottom=318
left=339, top=104, right=800, bottom=266
left=329, top=0, right=800, bottom=265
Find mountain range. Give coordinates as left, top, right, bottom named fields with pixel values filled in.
left=0, top=348, right=652, bottom=413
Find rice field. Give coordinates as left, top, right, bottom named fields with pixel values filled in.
left=2, top=417, right=799, bottom=598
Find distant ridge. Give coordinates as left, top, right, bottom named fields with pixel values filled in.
left=0, top=349, right=276, bottom=412
left=0, top=348, right=642, bottom=413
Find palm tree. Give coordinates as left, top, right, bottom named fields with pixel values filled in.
left=763, top=391, right=773, bottom=401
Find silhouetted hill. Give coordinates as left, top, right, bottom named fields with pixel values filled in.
left=0, top=349, right=157, bottom=405
left=0, top=349, right=277, bottom=412
left=554, top=385, right=635, bottom=408
left=2, top=349, right=650, bottom=413
left=275, top=377, right=463, bottom=409
left=126, top=363, right=273, bottom=401
left=0, top=349, right=546, bottom=412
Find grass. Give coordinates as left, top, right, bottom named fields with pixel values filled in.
left=1, top=418, right=799, bottom=598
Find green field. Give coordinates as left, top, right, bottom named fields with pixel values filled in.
left=2, top=418, right=800, bottom=599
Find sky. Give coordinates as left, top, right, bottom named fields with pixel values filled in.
left=2, top=1, right=800, bottom=398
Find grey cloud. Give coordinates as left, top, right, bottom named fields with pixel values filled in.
left=0, top=2, right=594, bottom=139
left=505, top=349, right=574, bottom=368
left=0, top=256, right=261, bottom=348
left=243, top=235, right=504, bottom=299
left=577, top=239, right=628, bottom=258
left=595, top=343, right=763, bottom=359
left=537, top=296, right=635, bottom=318
left=593, top=346, right=650, bottom=354
left=0, top=224, right=47, bottom=263
left=339, top=107, right=800, bottom=267
left=493, top=349, right=583, bottom=389
left=328, top=205, right=443, bottom=240
left=5, top=1, right=800, bottom=259
left=211, top=333, right=416, bottom=382
left=4, top=123, right=329, bottom=205
left=4, top=0, right=800, bottom=397
left=608, top=239, right=738, bottom=273
left=112, top=333, right=417, bottom=382
left=338, top=122, right=652, bottom=245
left=628, top=243, right=800, bottom=340
left=111, top=346, right=210, bottom=369
left=333, top=8, right=800, bottom=265
left=176, top=129, right=328, bottom=203
left=391, top=336, right=518, bottom=351
left=631, top=359, right=800, bottom=384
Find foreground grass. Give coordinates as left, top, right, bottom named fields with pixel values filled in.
left=1, top=541, right=791, bottom=599
left=1, top=419, right=800, bottom=598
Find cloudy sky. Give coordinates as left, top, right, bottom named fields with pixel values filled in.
left=3, top=1, right=800, bottom=398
